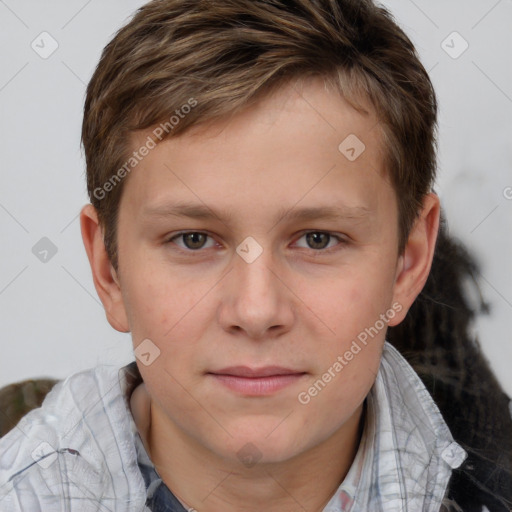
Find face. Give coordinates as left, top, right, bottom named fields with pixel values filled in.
left=111, top=78, right=405, bottom=464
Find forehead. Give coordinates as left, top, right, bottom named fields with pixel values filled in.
left=120, top=78, right=392, bottom=223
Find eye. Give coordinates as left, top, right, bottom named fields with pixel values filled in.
left=167, top=232, right=216, bottom=251
left=294, top=231, right=345, bottom=252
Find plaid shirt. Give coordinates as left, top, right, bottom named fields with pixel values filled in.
left=0, top=342, right=467, bottom=511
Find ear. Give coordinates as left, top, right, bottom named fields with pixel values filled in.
left=388, top=193, right=440, bottom=327
left=80, top=204, right=130, bottom=333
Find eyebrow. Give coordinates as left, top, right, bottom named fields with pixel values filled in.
left=142, top=201, right=373, bottom=225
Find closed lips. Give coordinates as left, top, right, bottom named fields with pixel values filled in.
left=208, top=366, right=306, bottom=377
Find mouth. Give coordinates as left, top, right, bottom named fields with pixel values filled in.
left=207, top=366, right=307, bottom=395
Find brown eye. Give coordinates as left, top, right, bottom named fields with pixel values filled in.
left=294, top=231, right=346, bottom=253
left=305, top=232, right=331, bottom=250
left=182, top=232, right=207, bottom=249
left=168, top=232, right=215, bottom=251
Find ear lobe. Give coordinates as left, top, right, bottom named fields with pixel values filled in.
left=80, top=204, right=130, bottom=333
left=388, top=193, right=440, bottom=327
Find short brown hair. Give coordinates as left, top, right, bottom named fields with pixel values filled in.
left=82, top=0, right=438, bottom=272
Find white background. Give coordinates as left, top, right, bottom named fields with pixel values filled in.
left=0, top=0, right=511, bottom=394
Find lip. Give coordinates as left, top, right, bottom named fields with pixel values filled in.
left=211, top=365, right=303, bottom=378
left=207, top=366, right=307, bottom=395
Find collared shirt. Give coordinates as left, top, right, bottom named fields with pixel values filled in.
left=0, top=341, right=467, bottom=511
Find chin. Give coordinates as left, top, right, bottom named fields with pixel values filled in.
left=209, top=419, right=311, bottom=466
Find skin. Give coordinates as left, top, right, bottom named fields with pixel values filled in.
left=81, top=77, right=440, bottom=511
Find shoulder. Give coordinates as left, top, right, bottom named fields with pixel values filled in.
left=0, top=363, right=147, bottom=511
left=381, top=343, right=512, bottom=511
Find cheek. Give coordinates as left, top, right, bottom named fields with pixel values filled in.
left=324, top=277, right=391, bottom=339
left=139, top=364, right=208, bottom=434
left=122, top=263, right=192, bottom=338
left=124, top=271, right=210, bottom=370
left=305, top=328, right=382, bottom=421
left=307, top=276, right=390, bottom=394
left=122, top=280, right=163, bottom=337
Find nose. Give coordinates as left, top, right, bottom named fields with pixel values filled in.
left=217, top=243, right=295, bottom=340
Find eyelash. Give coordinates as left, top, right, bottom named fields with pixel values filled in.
left=164, top=230, right=348, bottom=255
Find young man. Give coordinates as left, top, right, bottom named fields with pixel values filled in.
left=0, top=0, right=492, bottom=510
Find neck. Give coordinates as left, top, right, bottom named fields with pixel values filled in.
left=143, top=399, right=365, bottom=512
